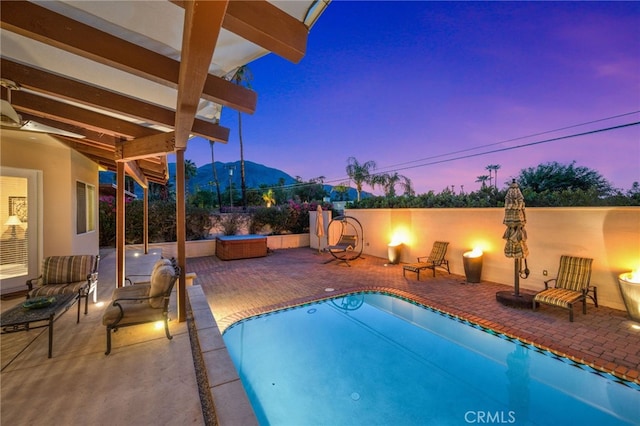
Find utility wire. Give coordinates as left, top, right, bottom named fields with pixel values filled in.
left=373, top=110, right=640, bottom=174
left=237, top=112, right=640, bottom=193
left=257, top=120, right=639, bottom=192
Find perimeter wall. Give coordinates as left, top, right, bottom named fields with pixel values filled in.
left=312, top=207, right=640, bottom=312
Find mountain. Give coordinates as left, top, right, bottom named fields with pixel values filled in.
left=170, top=160, right=298, bottom=193
left=100, top=160, right=369, bottom=200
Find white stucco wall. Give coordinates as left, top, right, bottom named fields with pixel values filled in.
left=322, top=207, right=640, bottom=311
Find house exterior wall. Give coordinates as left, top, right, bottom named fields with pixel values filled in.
left=340, top=207, right=640, bottom=311
left=0, top=132, right=99, bottom=258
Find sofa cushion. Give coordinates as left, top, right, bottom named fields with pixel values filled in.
left=149, top=265, right=175, bottom=308
left=111, top=284, right=151, bottom=301
left=42, top=255, right=94, bottom=285
left=28, top=281, right=85, bottom=298
left=102, top=298, right=165, bottom=326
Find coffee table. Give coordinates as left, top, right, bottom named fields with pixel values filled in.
left=1, top=293, right=77, bottom=358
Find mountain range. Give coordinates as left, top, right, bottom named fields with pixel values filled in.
left=100, top=160, right=367, bottom=200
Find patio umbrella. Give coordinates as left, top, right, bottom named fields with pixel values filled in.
left=315, top=205, right=324, bottom=254
left=502, top=181, right=529, bottom=296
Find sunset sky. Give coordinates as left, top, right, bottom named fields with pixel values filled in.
left=183, top=1, right=640, bottom=195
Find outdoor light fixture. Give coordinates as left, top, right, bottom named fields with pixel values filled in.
left=463, top=248, right=483, bottom=283
left=387, top=229, right=407, bottom=265
left=618, top=270, right=640, bottom=322
left=387, top=241, right=402, bottom=265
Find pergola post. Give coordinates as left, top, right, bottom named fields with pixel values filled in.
left=143, top=186, right=149, bottom=254
left=116, top=161, right=126, bottom=288
left=175, top=149, right=187, bottom=322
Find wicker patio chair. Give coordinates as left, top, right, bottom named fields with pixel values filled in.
left=532, top=255, right=598, bottom=322
left=402, top=241, right=450, bottom=280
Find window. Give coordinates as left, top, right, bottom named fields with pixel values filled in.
left=76, top=181, right=96, bottom=234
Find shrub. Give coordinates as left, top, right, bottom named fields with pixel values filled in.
left=211, top=213, right=250, bottom=236
left=100, top=199, right=212, bottom=246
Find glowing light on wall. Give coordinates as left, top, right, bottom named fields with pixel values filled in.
left=389, top=227, right=410, bottom=246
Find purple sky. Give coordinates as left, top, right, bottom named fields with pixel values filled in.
left=184, top=1, right=640, bottom=195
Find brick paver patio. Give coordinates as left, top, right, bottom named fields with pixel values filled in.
left=188, top=247, right=640, bottom=386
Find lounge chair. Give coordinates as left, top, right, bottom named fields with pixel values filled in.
left=402, top=241, right=450, bottom=280
left=532, top=255, right=598, bottom=322
left=26, top=254, right=100, bottom=323
left=102, top=260, right=180, bottom=355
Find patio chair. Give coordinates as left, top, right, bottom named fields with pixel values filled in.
left=402, top=241, right=450, bottom=280
left=102, top=262, right=180, bottom=355
left=26, top=254, right=100, bottom=323
left=532, top=255, right=598, bottom=322
left=326, top=234, right=358, bottom=266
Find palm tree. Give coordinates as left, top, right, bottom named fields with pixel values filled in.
left=476, top=175, right=490, bottom=189
left=485, top=165, right=493, bottom=188
left=345, top=157, right=376, bottom=201
left=262, top=189, right=276, bottom=207
left=486, top=164, right=501, bottom=188
left=230, top=65, right=253, bottom=211
left=209, top=140, right=222, bottom=208
left=399, top=175, right=414, bottom=196
left=184, top=159, right=198, bottom=196
left=492, top=164, right=501, bottom=188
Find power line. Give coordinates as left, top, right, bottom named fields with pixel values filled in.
left=373, top=110, right=640, bottom=174
left=311, top=120, right=640, bottom=189
left=229, top=116, right=640, bottom=193
left=386, top=121, right=639, bottom=174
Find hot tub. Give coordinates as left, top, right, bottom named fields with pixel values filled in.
left=215, top=235, right=267, bottom=260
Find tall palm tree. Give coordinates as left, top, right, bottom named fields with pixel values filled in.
left=485, top=165, right=494, bottom=188
left=209, top=140, right=222, bottom=208
left=345, top=157, right=377, bottom=201
left=491, top=164, right=501, bottom=188
left=486, top=164, right=501, bottom=189
left=230, top=65, right=253, bottom=211
left=184, top=159, right=198, bottom=196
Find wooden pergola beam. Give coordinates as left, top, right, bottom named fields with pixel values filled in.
left=224, top=0, right=308, bottom=64
left=172, top=0, right=309, bottom=64
left=11, top=90, right=159, bottom=139
left=124, top=161, right=149, bottom=189
left=0, top=1, right=257, bottom=114
left=115, top=132, right=176, bottom=162
left=1, top=58, right=229, bottom=142
left=175, top=1, right=227, bottom=147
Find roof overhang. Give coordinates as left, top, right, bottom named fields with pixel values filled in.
left=0, top=0, right=330, bottom=186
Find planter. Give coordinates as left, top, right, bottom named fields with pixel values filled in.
left=463, top=250, right=483, bottom=283
left=618, top=272, right=640, bottom=322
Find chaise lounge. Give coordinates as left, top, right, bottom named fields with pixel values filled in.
left=402, top=241, right=450, bottom=280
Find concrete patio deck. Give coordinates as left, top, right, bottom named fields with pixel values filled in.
left=1, top=248, right=208, bottom=425
left=2, top=246, right=639, bottom=426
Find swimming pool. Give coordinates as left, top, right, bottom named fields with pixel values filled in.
left=222, top=292, right=640, bottom=425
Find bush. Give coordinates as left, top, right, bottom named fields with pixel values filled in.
left=100, top=199, right=212, bottom=246
left=211, top=213, right=250, bottom=236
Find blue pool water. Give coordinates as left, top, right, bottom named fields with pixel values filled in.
left=222, top=292, right=640, bottom=425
